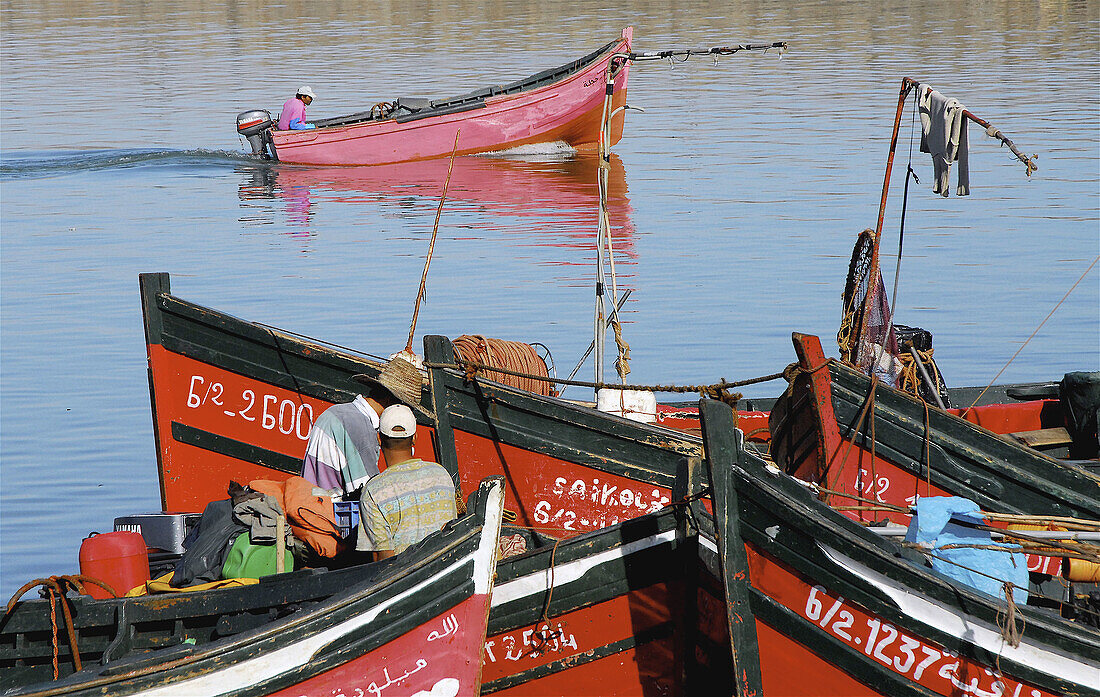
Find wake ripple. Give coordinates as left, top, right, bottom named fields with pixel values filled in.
left=0, top=148, right=262, bottom=179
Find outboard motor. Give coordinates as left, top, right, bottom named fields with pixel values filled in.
left=236, top=109, right=274, bottom=159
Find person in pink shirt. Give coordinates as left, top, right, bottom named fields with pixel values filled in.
left=277, top=86, right=316, bottom=130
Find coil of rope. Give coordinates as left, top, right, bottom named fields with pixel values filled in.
left=897, top=346, right=943, bottom=399
left=451, top=335, right=555, bottom=396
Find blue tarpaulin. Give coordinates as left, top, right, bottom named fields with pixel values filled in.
left=905, top=496, right=1028, bottom=603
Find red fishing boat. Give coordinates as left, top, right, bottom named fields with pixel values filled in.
left=1, top=478, right=506, bottom=697
left=701, top=398, right=1100, bottom=697
left=138, top=271, right=772, bottom=523
left=235, top=29, right=634, bottom=166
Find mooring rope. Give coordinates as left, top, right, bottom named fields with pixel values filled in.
left=425, top=357, right=784, bottom=404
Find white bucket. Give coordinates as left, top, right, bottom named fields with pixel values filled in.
left=596, top=388, right=657, bottom=423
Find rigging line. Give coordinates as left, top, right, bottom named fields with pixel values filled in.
left=426, top=358, right=784, bottom=392
left=962, top=254, right=1100, bottom=417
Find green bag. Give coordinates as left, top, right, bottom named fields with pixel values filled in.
left=221, top=532, right=294, bottom=579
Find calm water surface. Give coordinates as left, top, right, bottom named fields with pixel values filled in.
left=1, top=0, right=1097, bottom=597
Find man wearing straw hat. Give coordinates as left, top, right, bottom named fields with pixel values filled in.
left=300, top=352, right=426, bottom=499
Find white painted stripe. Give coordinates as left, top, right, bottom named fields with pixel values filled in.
left=135, top=485, right=507, bottom=697
left=492, top=528, right=680, bottom=606
left=698, top=533, right=718, bottom=555
left=820, top=544, right=1100, bottom=688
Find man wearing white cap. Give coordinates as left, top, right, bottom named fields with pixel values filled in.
left=277, top=86, right=316, bottom=130
left=358, top=404, right=458, bottom=559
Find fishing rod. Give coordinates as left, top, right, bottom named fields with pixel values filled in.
left=627, top=41, right=788, bottom=64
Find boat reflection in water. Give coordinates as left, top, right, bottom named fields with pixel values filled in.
left=235, top=151, right=635, bottom=258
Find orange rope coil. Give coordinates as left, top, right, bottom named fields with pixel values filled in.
left=452, top=335, right=555, bottom=396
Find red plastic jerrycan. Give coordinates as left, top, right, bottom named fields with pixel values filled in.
left=79, top=531, right=150, bottom=598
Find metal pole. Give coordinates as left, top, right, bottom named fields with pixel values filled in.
left=908, top=346, right=947, bottom=410
left=567, top=290, right=632, bottom=384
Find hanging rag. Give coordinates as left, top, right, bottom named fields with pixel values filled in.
left=904, top=496, right=1027, bottom=603
left=918, top=84, right=970, bottom=196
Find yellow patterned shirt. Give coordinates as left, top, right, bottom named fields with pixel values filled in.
left=357, top=458, right=458, bottom=553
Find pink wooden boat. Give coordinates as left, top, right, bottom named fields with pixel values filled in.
left=236, top=28, right=633, bottom=166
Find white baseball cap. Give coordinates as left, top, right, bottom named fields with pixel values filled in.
left=379, top=404, right=417, bottom=438
left=297, top=85, right=317, bottom=100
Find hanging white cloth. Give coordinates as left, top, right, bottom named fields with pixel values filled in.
left=918, top=84, right=970, bottom=196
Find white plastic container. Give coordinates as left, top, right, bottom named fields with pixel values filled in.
left=597, top=388, right=657, bottom=423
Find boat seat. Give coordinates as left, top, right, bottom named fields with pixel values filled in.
left=1005, top=383, right=1060, bottom=401
left=395, top=97, right=433, bottom=113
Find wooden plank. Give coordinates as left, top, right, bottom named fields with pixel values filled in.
left=1009, top=427, right=1073, bottom=449
left=424, top=335, right=463, bottom=492
left=791, top=333, right=844, bottom=483
left=700, top=398, right=764, bottom=697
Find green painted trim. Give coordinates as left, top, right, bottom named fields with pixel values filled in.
left=724, top=433, right=1099, bottom=694
left=3, top=507, right=487, bottom=694
left=700, top=399, right=764, bottom=697
left=140, top=272, right=172, bottom=510
left=170, top=422, right=302, bottom=475
left=433, top=366, right=692, bottom=489
left=830, top=361, right=1100, bottom=519
left=424, top=335, right=462, bottom=489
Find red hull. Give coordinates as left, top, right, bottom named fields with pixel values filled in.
left=748, top=543, right=1056, bottom=697
left=483, top=585, right=680, bottom=696
left=269, top=594, right=490, bottom=697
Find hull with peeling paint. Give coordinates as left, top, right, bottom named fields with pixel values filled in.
left=0, top=479, right=504, bottom=696
left=701, top=399, right=1100, bottom=697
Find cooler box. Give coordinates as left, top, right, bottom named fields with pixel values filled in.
left=114, top=512, right=201, bottom=554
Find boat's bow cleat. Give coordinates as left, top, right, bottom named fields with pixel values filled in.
left=236, top=109, right=274, bottom=159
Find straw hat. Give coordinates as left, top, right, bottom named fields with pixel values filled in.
left=353, top=352, right=427, bottom=412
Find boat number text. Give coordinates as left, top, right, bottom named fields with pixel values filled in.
left=532, top=477, right=670, bottom=530
left=484, top=623, right=578, bottom=663
left=186, top=375, right=314, bottom=440
left=802, top=585, right=1048, bottom=696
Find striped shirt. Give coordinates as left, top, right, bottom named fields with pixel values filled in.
left=357, top=458, right=458, bottom=553
left=301, top=395, right=380, bottom=497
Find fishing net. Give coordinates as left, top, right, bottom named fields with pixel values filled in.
left=838, top=229, right=901, bottom=386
